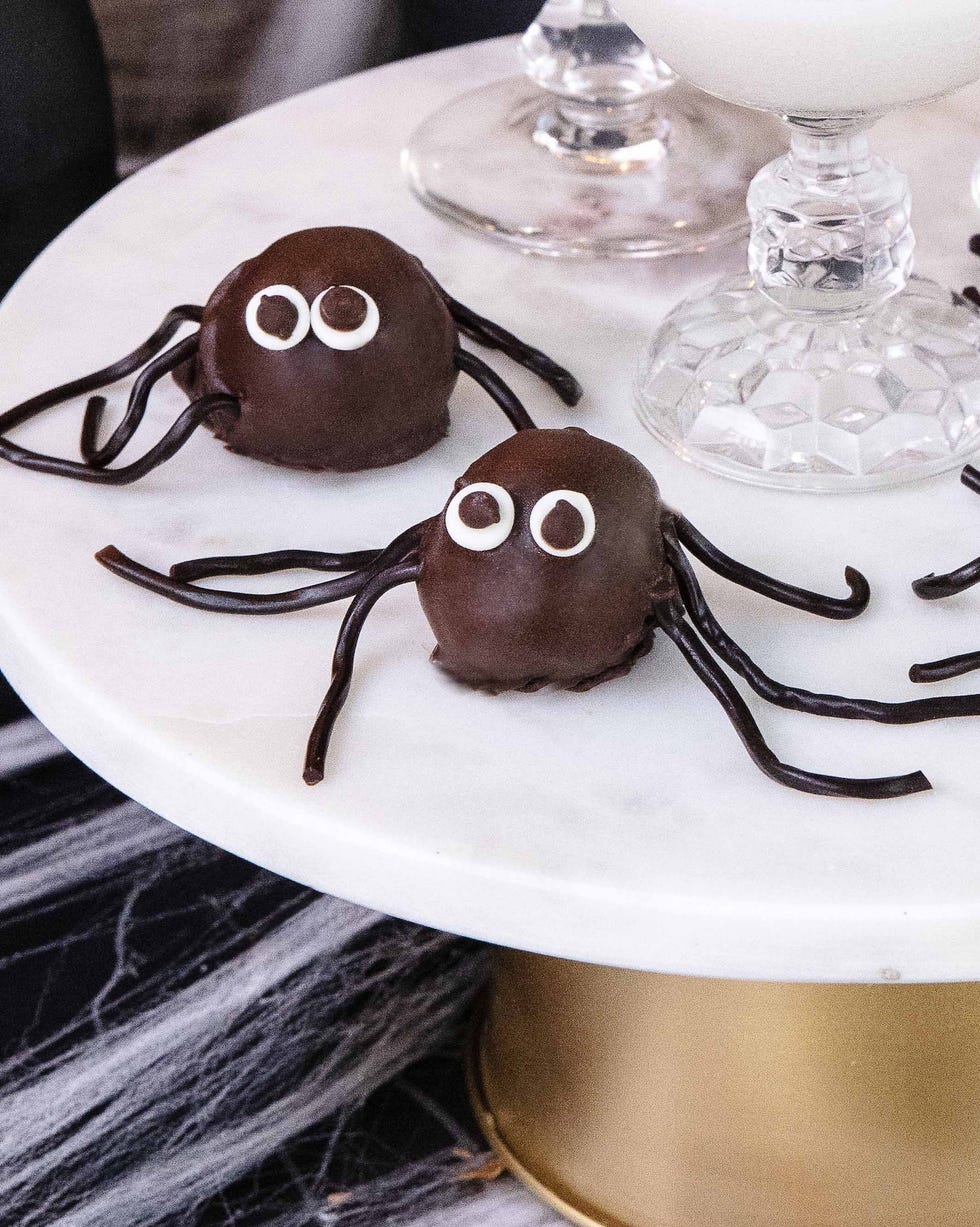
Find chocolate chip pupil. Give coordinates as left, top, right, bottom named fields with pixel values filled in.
left=458, top=490, right=500, bottom=531
left=320, top=286, right=369, bottom=332
left=541, top=499, right=585, bottom=551
left=255, top=293, right=299, bottom=341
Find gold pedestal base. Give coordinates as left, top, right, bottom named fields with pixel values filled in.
left=471, top=950, right=980, bottom=1227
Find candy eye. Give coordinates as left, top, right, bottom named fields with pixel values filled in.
left=530, top=490, right=595, bottom=557
left=445, top=482, right=515, bottom=552
left=245, top=285, right=310, bottom=350
left=310, top=285, right=380, bottom=351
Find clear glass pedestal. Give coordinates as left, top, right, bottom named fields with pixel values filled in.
left=401, top=1, right=784, bottom=259
left=635, top=119, right=980, bottom=490
left=636, top=274, right=980, bottom=491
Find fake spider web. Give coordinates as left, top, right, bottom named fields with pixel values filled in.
left=0, top=689, right=561, bottom=1227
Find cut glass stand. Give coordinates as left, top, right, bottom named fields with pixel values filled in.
left=402, top=0, right=783, bottom=258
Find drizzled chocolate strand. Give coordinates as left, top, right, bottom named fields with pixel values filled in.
left=96, top=523, right=427, bottom=615
left=0, top=393, right=233, bottom=484
left=913, top=556, right=980, bottom=600
left=454, top=349, right=536, bottom=433
left=912, top=465, right=980, bottom=599
left=0, top=305, right=202, bottom=436
left=652, top=602, right=930, bottom=800
left=433, top=282, right=582, bottom=407
left=910, top=652, right=980, bottom=684
left=80, top=334, right=200, bottom=467
left=665, top=531, right=980, bottom=724
left=673, top=513, right=870, bottom=620
left=171, top=548, right=383, bottom=584
left=303, top=557, right=421, bottom=785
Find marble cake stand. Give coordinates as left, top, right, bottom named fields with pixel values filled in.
left=3, top=37, right=980, bottom=1227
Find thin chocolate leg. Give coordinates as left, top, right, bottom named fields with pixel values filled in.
left=652, top=602, right=930, bottom=800
left=0, top=305, right=202, bottom=437
left=665, top=535, right=980, bottom=723
left=171, top=523, right=422, bottom=585
left=0, top=392, right=233, bottom=484
left=435, top=285, right=582, bottom=407
left=97, top=523, right=427, bottom=616
left=81, top=333, right=199, bottom=467
left=171, top=548, right=383, bottom=583
left=672, top=513, right=870, bottom=620
left=913, top=557, right=980, bottom=600
left=455, top=348, right=536, bottom=432
left=304, top=558, right=421, bottom=785
left=910, top=652, right=980, bottom=684
left=912, top=466, right=980, bottom=599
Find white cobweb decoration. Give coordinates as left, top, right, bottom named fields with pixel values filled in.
left=0, top=712, right=558, bottom=1227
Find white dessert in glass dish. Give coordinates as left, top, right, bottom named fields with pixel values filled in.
left=614, top=0, right=980, bottom=490
left=615, top=0, right=980, bottom=115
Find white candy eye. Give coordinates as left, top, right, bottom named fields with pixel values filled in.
left=530, top=490, right=595, bottom=557
left=245, top=285, right=310, bottom=350
left=310, top=285, right=380, bottom=351
left=445, top=482, right=515, bottom=552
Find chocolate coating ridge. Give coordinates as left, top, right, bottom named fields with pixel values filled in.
left=176, top=227, right=456, bottom=471
left=417, top=428, right=671, bottom=691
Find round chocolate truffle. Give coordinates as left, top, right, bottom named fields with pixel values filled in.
left=417, top=428, right=671, bottom=691
left=176, top=227, right=457, bottom=471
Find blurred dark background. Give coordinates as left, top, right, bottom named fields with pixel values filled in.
left=1, top=0, right=541, bottom=296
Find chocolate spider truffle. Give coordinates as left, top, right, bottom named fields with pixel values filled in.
left=98, top=426, right=980, bottom=799
left=0, top=226, right=580, bottom=484
left=178, top=227, right=457, bottom=471
left=417, top=428, right=669, bottom=691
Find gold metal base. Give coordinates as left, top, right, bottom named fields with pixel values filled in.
left=471, top=949, right=980, bottom=1227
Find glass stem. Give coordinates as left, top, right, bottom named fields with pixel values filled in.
left=747, top=117, right=915, bottom=316
left=519, top=0, right=675, bottom=158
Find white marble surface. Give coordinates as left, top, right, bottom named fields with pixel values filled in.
left=3, top=40, right=980, bottom=981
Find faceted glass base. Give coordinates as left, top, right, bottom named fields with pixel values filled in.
left=635, top=275, right=980, bottom=491
left=401, top=77, right=785, bottom=259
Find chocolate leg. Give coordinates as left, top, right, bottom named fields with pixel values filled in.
left=97, top=523, right=428, bottom=616
left=436, top=286, right=582, bottom=407
left=455, top=349, right=536, bottom=432
left=0, top=305, right=202, bottom=439
left=912, top=466, right=980, bottom=600
left=171, top=548, right=383, bottom=583
left=0, top=392, right=233, bottom=484
left=98, top=546, right=377, bottom=614
left=81, top=333, right=199, bottom=467
left=910, top=652, right=980, bottom=684
left=672, top=513, right=870, bottom=620
left=665, top=534, right=980, bottom=723
left=652, top=602, right=930, bottom=800
left=304, top=557, right=421, bottom=785
left=913, top=557, right=980, bottom=600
